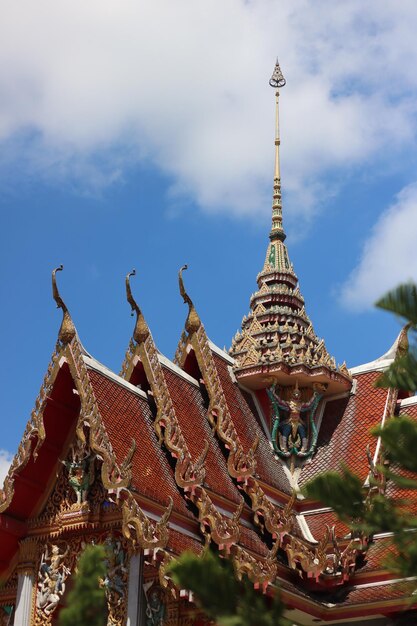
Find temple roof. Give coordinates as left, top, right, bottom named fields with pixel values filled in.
left=1, top=63, right=416, bottom=623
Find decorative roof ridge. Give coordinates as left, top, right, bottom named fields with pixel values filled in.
left=0, top=266, right=87, bottom=515
left=121, top=269, right=247, bottom=552
left=68, top=335, right=173, bottom=550
left=295, top=513, right=319, bottom=543
left=0, top=342, right=60, bottom=514
left=82, top=354, right=149, bottom=399
left=350, top=326, right=409, bottom=375
left=175, top=251, right=363, bottom=582
left=53, top=269, right=174, bottom=550
left=52, top=265, right=76, bottom=346
left=175, top=268, right=303, bottom=540
left=1, top=268, right=172, bottom=552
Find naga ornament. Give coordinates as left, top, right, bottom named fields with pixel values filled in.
left=267, top=381, right=324, bottom=461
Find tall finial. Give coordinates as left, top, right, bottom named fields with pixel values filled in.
left=125, top=269, right=150, bottom=343
left=269, top=59, right=286, bottom=242
left=52, top=265, right=76, bottom=345
left=178, top=265, right=201, bottom=334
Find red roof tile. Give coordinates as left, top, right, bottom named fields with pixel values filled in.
left=302, top=510, right=350, bottom=541
left=167, top=528, right=203, bottom=556
left=210, top=352, right=291, bottom=493
left=87, top=368, right=192, bottom=518
left=162, top=366, right=242, bottom=505
left=299, top=371, right=389, bottom=487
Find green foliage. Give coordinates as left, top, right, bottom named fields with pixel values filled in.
left=303, top=466, right=365, bottom=523
left=58, top=545, right=107, bottom=626
left=376, top=283, right=417, bottom=391
left=373, top=416, right=417, bottom=472
left=376, top=353, right=417, bottom=392
left=376, top=283, right=417, bottom=326
left=169, top=551, right=290, bottom=626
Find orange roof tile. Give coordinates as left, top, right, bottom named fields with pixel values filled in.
left=299, top=371, right=389, bottom=487
left=210, top=351, right=291, bottom=493
left=87, top=368, right=192, bottom=517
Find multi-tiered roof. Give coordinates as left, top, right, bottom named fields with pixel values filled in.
left=230, top=61, right=352, bottom=395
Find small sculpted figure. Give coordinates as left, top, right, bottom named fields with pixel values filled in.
left=100, top=535, right=127, bottom=607
left=269, top=382, right=322, bottom=456
left=62, top=441, right=94, bottom=504
left=37, top=543, right=70, bottom=616
left=144, top=584, right=166, bottom=626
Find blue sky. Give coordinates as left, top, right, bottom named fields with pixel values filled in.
left=1, top=1, right=417, bottom=477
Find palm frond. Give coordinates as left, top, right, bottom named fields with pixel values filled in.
left=376, top=283, right=417, bottom=326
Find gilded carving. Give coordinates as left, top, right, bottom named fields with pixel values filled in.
left=121, top=270, right=243, bottom=552
left=122, top=493, right=172, bottom=550
left=61, top=440, right=95, bottom=506
left=52, top=265, right=76, bottom=346
left=0, top=344, right=60, bottom=514
left=232, top=540, right=279, bottom=592
left=36, top=542, right=70, bottom=619
left=101, top=534, right=129, bottom=626
left=17, top=538, right=39, bottom=575
left=67, top=337, right=136, bottom=492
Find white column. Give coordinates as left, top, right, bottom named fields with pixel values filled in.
left=126, top=552, right=143, bottom=626
left=14, top=572, right=34, bottom=626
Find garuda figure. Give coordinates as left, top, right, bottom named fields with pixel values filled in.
left=268, top=382, right=323, bottom=459
left=143, top=582, right=166, bottom=626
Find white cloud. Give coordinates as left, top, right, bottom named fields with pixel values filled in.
left=1, top=1, right=417, bottom=218
left=340, top=182, right=417, bottom=310
left=0, top=450, right=12, bottom=487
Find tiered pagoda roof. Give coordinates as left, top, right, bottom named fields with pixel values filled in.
left=230, top=61, right=352, bottom=396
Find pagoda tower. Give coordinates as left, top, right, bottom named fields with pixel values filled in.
left=230, top=61, right=352, bottom=398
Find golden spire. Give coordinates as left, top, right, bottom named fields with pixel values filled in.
left=125, top=269, right=150, bottom=343
left=179, top=265, right=201, bottom=334
left=269, top=59, right=286, bottom=242
left=52, top=265, right=76, bottom=345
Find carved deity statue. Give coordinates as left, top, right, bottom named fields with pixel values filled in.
left=268, top=382, right=324, bottom=459
left=143, top=582, right=166, bottom=626
left=36, top=543, right=70, bottom=616
left=100, top=535, right=128, bottom=610
left=62, top=440, right=94, bottom=505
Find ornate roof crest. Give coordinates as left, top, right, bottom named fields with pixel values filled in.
left=126, top=269, right=150, bottom=344
left=52, top=265, right=76, bottom=345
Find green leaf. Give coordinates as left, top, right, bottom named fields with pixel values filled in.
left=169, top=551, right=238, bottom=619
left=385, top=471, right=417, bottom=490
left=376, top=283, right=417, bottom=326
left=59, top=545, right=107, bottom=626
left=375, top=353, right=417, bottom=391
left=169, top=551, right=288, bottom=626
left=303, top=466, right=366, bottom=522
left=373, top=417, right=417, bottom=472
left=363, top=495, right=405, bottom=535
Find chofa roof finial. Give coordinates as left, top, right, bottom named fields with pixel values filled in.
left=52, top=265, right=76, bottom=345
left=179, top=265, right=201, bottom=334
left=125, top=269, right=150, bottom=343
